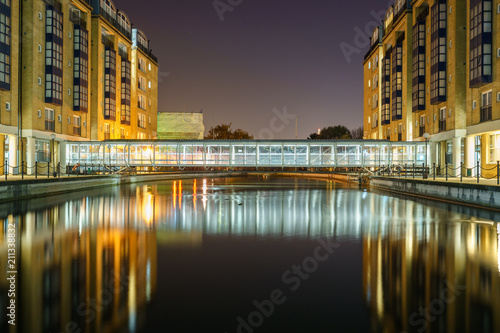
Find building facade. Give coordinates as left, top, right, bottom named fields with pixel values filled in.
left=363, top=0, right=500, bottom=176
left=0, top=0, right=158, bottom=175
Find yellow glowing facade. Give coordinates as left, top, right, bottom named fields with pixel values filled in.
left=0, top=0, right=158, bottom=176
left=364, top=0, right=500, bottom=177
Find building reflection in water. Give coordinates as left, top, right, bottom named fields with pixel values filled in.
left=362, top=195, right=500, bottom=333
left=0, top=177, right=498, bottom=332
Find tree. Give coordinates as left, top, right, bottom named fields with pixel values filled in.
left=350, top=126, right=364, bottom=139
left=308, top=125, right=352, bottom=140
left=205, top=123, right=254, bottom=140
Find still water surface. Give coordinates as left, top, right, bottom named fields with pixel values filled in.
left=0, top=177, right=499, bottom=333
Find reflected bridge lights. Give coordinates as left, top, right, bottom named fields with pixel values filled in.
left=202, top=179, right=208, bottom=210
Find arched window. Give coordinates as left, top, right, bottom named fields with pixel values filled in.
left=117, top=11, right=131, bottom=35
left=137, top=30, right=148, bottom=49
left=395, top=0, right=406, bottom=15
left=384, top=7, right=393, bottom=29
left=100, top=0, right=116, bottom=20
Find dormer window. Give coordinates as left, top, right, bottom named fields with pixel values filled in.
left=117, top=11, right=131, bottom=37
left=100, top=0, right=116, bottom=20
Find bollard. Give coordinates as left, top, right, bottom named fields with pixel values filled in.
left=422, top=163, right=425, bottom=179
left=433, top=163, right=436, bottom=181
left=47, top=161, right=50, bottom=178
left=413, top=163, right=415, bottom=179
left=405, top=164, right=407, bottom=178
left=497, top=161, right=499, bottom=185
left=445, top=163, right=448, bottom=181
left=477, top=160, right=480, bottom=184
left=460, top=162, right=463, bottom=183
left=4, top=159, right=7, bottom=180
left=21, top=161, right=24, bottom=180
left=35, top=162, right=38, bottom=179
left=58, top=162, right=61, bottom=178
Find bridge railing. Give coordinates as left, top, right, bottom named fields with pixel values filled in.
left=65, top=140, right=427, bottom=169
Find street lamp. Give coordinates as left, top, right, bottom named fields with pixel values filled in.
left=423, top=132, right=430, bottom=179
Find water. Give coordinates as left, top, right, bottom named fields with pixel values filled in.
left=0, top=176, right=499, bottom=333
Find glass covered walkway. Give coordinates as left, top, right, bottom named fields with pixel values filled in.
left=65, top=140, right=427, bottom=169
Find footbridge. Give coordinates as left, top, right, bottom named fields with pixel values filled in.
left=64, top=139, right=427, bottom=171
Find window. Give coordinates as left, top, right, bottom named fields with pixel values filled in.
left=386, top=128, right=391, bottom=140
left=138, top=113, right=146, bottom=129
left=104, top=47, right=116, bottom=120
left=73, top=116, right=81, bottom=136
left=138, top=75, right=146, bottom=91
left=381, top=52, right=391, bottom=125
left=116, top=11, right=131, bottom=38
left=372, top=93, right=378, bottom=110
left=135, top=30, right=148, bottom=52
left=489, top=134, right=500, bottom=163
left=121, top=59, right=131, bottom=125
left=481, top=91, right=492, bottom=122
left=45, top=4, right=63, bottom=105
left=397, top=123, right=403, bottom=141
left=100, top=0, right=116, bottom=24
left=45, top=108, right=55, bottom=132
left=372, top=113, right=378, bottom=129
left=412, top=21, right=426, bottom=112
left=0, top=0, right=10, bottom=91
left=148, top=81, right=151, bottom=89
left=120, top=128, right=125, bottom=139
left=73, top=26, right=88, bottom=112
left=392, top=43, right=403, bottom=120
left=439, top=107, right=446, bottom=131
left=104, top=123, right=110, bottom=140
left=419, top=115, right=425, bottom=137
left=138, top=94, right=146, bottom=110
left=138, top=57, right=146, bottom=72
left=430, top=0, right=447, bottom=104
left=148, top=63, right=151, bottom=71
left=35, top=140, right=50, bottom=163
left=470, top=0, right=492, bottom=87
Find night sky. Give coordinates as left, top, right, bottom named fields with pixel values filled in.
left=118, top=0, right=391, bottom=138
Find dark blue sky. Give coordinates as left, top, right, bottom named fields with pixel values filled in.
left=118, top=0, right=390, bottom=138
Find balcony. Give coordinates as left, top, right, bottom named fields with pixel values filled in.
left=137, top=43, right=158, bottom=64
left=480, top=106, right=492, bottom=123
left=69, top=9, right=87, bottom=29
left=45, top=120, right=55, bottom=132
left=101, top=33, right=114, bottom=49
left=45, top=0, right=62, bottom=11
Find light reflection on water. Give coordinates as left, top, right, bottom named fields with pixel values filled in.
left=0, top=176, right=498, bottom=333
